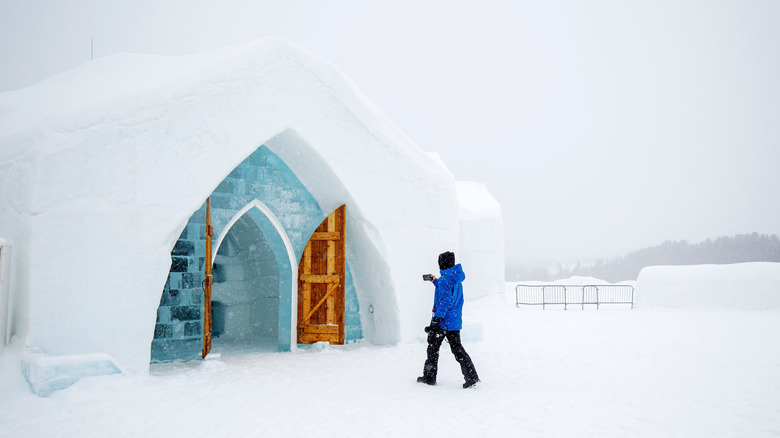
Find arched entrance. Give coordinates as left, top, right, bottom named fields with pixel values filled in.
left=211, top=214, right=279, bottom=352
left=210, top=201, right=296, bottom=354
left=151, top=143, right=363, bottom=363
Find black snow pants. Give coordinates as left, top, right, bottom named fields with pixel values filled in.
left=422, top=329, right=479, bottom=384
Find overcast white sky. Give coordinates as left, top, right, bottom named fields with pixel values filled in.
left=1, top=0, right=779, bottom=268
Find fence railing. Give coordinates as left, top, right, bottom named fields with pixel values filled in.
left=515, top=284, right=635, bottom=309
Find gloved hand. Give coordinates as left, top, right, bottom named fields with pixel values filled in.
left=424, top=316, right=444, bottom=334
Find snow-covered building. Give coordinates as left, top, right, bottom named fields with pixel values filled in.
left=0, top=38, right=504, bottom=395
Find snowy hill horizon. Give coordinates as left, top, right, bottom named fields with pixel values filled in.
left=508, top=232, right=780, bottom=282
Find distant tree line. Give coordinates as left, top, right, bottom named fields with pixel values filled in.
left=508, top=233, right=780, bottom=282
left=559, top=233, right=780, bottom=282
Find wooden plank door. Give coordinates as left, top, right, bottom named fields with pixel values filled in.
left=297, top=205, right=345, bottom=344
left=202, top=198, right=214, bottom=358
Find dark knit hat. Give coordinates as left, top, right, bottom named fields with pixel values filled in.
left=438, top=251, right=455, bottom=271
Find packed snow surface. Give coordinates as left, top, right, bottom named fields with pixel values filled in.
left=2, top=284, right=778, bottom=437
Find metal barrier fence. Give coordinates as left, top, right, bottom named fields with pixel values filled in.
left=515, top=284, right=635, bottom=309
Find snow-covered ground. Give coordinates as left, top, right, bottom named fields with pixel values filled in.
left=1, top=283, right=778, bottom=438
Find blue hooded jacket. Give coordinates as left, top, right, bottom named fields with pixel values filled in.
left=431, top=263, right=465, bottom=331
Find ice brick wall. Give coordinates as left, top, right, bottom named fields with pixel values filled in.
left=152, top=146, right=362, bottom=362
left=152, top=224, right=207, bottom=362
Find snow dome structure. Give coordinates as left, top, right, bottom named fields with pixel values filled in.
left=0, top=38, right=504, bottom=395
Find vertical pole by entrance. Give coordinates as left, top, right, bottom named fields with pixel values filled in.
left=202, top=198, right=213, bottom=359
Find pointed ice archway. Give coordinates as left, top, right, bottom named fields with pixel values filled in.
left=212, top=200, right=298, bottom=352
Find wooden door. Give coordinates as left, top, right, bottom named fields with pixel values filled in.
left=202, top=198, right=214, bottom=358
left=297, top=205, right=345, bottom=344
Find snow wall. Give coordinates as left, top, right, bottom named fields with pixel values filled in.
left=456, top=181, right=504, bottom=299
left=636, top=263, right=780, bottom=310
left=0, top=38, right=505, bottom=378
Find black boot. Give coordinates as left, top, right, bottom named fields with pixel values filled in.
left=416, top=376, right=436, bottom=385
left=462, top=378, right=480, bottom=389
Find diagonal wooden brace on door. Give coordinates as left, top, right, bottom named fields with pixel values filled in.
left=299, top=277, right=340, bottom=326
left=297, top=204, right=346, bottom=344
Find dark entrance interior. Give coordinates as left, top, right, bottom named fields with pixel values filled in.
left=211, top=214, right=279, bottom=354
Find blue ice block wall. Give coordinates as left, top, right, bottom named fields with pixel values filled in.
left=344, top=261, right=360, bottom=342
left=152, top=145, right=362, bottom=362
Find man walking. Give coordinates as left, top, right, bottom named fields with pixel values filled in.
left=418, top=251, right=480, bottom=388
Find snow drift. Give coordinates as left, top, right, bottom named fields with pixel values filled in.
left=636, top=262, right=780, bottom=309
